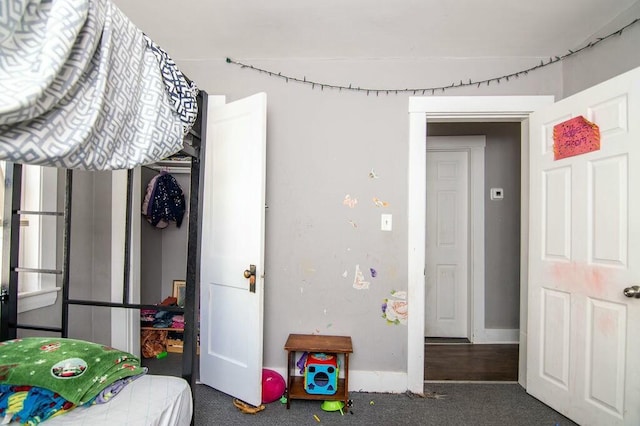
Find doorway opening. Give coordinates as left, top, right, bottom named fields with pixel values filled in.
left=424, top=339, right=518, bottom=381
left=138, top=161, right=195, bottom=378
left=406, top=95, right=555, bottom=393
left=424, top=125, right=521, bottom=381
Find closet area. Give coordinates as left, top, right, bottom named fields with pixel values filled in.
left=139, top=158, right=197, bottom=375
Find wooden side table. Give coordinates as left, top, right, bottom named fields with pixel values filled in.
left=284, top=333, right=353, bottom=409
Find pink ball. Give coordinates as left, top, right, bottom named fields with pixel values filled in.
left=262, top=368, right=286, bottom=403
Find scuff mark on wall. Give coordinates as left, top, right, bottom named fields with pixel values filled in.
left=299, top=260, right=317, bottom=277
left=381, top=290, right=408, bottom=325
left=369, top=268, right=377, bottom=278
left=368, top=169, right=379, bottom=179
left=343, top=194, right=358, bottom=208
left=372, top=197, right=389, bottom=208
left=353, top=264, right=370, bottom=290
left=348, top=220, right=358, bottom=228
left=342, top=270, right=348, bottom=278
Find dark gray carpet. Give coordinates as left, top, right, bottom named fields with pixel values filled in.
left=143, top=354, right=577, bottom=425
left=194, top=383, right=578, bottom=426
left=141, top=351, right=183, bottom=376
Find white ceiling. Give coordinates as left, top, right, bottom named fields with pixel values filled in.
left=112, top=0, right=638, bottom=60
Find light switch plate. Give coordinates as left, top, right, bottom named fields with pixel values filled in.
left=381, top=214, right=392, bottom=231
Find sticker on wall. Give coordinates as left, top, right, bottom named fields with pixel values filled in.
left=343, top=194, right=358, bottom=208
left=372, top=197, right=389, bottom=208
left=368, top=169, right=379, bottom=179
left=381, top=290, right=408, bottom=325
left=353, top=264, right=370, bottom=290
left=553, top=115, right=600, bottom=160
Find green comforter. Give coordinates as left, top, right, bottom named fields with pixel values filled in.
left=0, top=337, right=145, bottom=405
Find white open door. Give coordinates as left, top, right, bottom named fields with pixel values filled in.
left=199, top=93, right=267, bottom=407
left=527, top=67, right=640, bottom=425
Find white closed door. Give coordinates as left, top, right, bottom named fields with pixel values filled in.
left=527, top=67, right=640, bottom=425
left=425, top=149, right=469, bottom=338
left=199, top=93, right=267, bottom=407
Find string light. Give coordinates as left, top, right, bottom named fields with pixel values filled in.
left=226, top=18, right=639, bottom=96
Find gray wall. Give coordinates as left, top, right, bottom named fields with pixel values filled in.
left=562, top=1, right=640, bottom=97
left=428, top=123, right=522, bottom=330
left=178, top=58, right=562, bottom=372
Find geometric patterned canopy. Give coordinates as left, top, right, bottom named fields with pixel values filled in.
left=0, top=0, right=197, bottom=170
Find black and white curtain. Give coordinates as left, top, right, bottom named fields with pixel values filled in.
left=0, top=0, right=198, bottom=170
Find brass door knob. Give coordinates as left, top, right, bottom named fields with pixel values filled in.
left=244, top=264, right=256, bottom=293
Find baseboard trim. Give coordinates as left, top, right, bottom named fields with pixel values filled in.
left=348, top=370, right=408, bottom=393
left=265, top=367, right=410, bottom=394
left=424, top=380, right=519, bottom=385
left=472, top=328, right=519, bottom=343
left=425, top=337, right=470, bottom=344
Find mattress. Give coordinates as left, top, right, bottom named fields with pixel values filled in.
left=44, top=375, right=192, bottom=426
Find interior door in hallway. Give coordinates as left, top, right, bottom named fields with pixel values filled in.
left=425, top=148, right=468, bottom=338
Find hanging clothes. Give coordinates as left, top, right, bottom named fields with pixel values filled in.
left=142, top=173, right=166, bottom=227
left=142, top=172, right=186, bottom=228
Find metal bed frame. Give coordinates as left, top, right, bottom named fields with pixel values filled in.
left=0, top=91, right=208, bottom=392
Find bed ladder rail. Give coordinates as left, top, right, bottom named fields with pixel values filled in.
left=0, top=165, right=71, bottom=339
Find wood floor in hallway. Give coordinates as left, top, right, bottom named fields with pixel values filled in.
left=425, top=341, right=519, bottom=381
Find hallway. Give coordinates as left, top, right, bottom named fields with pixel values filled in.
left=425, top=339, right=518, bottom=381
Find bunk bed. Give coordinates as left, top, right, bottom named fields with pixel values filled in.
left=0, top=1, right=204, bottom=424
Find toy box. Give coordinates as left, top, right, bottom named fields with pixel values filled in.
left=304, top=353, right=339, bottom=395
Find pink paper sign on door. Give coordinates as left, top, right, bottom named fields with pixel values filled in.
left=553, top=116, right=600, bottom=160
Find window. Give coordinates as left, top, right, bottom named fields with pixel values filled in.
left=0, top=162, right=60, bottom=313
